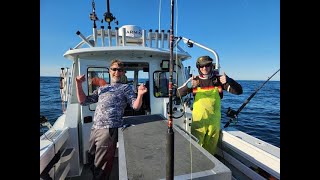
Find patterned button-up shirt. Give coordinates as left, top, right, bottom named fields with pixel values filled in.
left=80, top=83, right=136, bottom=129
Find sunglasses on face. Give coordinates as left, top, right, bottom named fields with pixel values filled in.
left=110, top=67, right=124, bottom=72
left=199, top=64, right=212, bottom=68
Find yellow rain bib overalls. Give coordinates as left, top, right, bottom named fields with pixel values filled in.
left=192, top=86, right=222, bottom=155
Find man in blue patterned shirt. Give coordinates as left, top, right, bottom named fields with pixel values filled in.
left=75, top=59, right=148, bottom=180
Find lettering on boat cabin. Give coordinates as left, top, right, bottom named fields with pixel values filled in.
left=119, top=25, right=142, bottom=38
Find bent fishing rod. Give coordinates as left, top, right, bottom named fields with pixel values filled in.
left=224, top=68, right=280, bottom=128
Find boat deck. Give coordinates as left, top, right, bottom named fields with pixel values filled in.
left=119, top=114, right=230, bottom=180
left=66, top=114, right=231, bottom=180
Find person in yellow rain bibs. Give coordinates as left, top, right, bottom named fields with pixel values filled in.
left=177, top=55, right=243, bottom=155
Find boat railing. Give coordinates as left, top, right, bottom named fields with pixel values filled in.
left=68, top=26, right=223, bottom=71
left=72, top=27, right=187, bottom=54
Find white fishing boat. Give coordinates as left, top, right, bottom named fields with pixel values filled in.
left=40, top=1, right=279, bottom=179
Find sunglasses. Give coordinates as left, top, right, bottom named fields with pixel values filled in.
left=199, top=64, right=212, bottom=68
left=110, top=67, right=124, bottom=72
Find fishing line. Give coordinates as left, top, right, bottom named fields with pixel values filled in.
left=175, top=87, right=193, bottom=180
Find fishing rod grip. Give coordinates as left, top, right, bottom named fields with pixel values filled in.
left=166, top=128, right=174, bottom=180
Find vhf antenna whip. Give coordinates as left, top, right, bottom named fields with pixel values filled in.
left=224, top=69, right=280, bottom=128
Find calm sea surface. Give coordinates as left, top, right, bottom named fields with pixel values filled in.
left=40, top=77, right=280, bottom=148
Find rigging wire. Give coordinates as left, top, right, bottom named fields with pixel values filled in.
left=158, top=0, right=162, bottom=32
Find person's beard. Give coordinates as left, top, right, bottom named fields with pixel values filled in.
left=111, top=76, right=121, bottom=83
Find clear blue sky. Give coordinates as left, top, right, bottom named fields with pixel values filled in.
left=40, top=0, right=280, bottom=81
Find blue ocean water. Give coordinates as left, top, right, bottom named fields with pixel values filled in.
left=40, top=77, right=280, bottom=148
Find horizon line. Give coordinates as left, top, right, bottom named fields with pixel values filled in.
left=40, top=76, right=280, bottom=81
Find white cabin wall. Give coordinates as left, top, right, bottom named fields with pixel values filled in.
left=69, top=58, right=80, bottom=104
left=63, top=103, right=82, bottom=176
left=148, top=56, right=190, bottom=116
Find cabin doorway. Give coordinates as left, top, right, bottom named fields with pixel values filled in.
left=122, top=62, right=150, bottom=116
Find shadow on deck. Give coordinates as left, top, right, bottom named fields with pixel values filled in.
left=66, top=157, right=119, bottom=180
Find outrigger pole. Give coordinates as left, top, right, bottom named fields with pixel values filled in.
left=166, top=0, right=175, bottom=179
left=224, top=68, right=280, bottom=128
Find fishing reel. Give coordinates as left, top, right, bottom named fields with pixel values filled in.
left=90, top=12, right=99, bottom=21
left=103, top=12, right=118, bottom=28
left=167, top=97, right=185, bottom=119
left=224, top=107, right=238, bottom=128
left=226, top=107, right=237, bottom=119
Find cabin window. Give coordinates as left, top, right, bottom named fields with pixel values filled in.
left=124, top=70, right=148, bottom=92
left=87, top=67, right=109, bottom=110
left=153, top=71, right=176, bottom=97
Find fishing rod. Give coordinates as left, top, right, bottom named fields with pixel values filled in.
left=224, top=68, right=280, bottom=128
left=166, top=0, right=175, bottom=179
